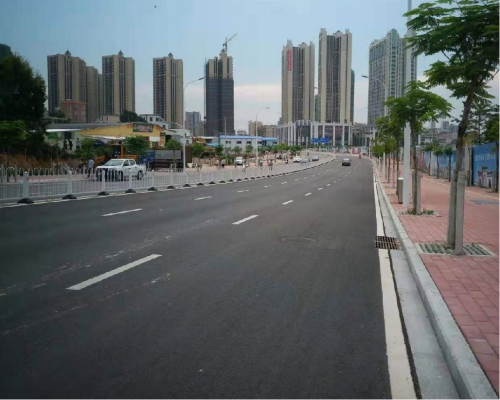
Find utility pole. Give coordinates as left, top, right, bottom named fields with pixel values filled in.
left=403, top=0, right=414, bottom=208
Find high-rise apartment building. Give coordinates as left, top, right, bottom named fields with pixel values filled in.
left=258, top=124, right=278, bottom=138
left=351, top=69, right=355, bottom=123
left=47, top=51, right=87, bottom=118
left=318, top=28, right=352, bottom=124
left=248, top=120, right=263, bottom=136
left=102, top=51, right=135, bottom=116
left=205, top=49, right=234, bottom=136
left=153, top=53, right=183, bottom=128
left=185, top=111, right=201, bottom=134
left=367, top=29, right=417, bottom=126
left=281, top=40, right=315, bottom=124
left=98, top=73, right=104, bottom=117
left=86, top=66, right=100, bottom=123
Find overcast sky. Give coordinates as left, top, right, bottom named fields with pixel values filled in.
left=1, top=0, right=498, bottom=131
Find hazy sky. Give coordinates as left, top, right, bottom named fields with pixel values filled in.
left=1, top=0, right=498, bottom=131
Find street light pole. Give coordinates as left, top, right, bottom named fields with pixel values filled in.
left=255, top=106, right=270, bottom=166
left=183, top=77, right=204, bottom=170
left=403, top=0, right=413, bottom=208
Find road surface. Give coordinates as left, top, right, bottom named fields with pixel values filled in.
left=0, top=156, right=411, bottom=398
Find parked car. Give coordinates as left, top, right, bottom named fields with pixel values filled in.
left=312, top=155, right=320, bottom=161
left=300, top=158, right=310, bottom=164
left=293, top=156, right=302, bottom=163
left=342, top=158, right=351, bottom=166
left=96, top=158, right=146, bottom=181
left=235, top=156, right=244, bottom=166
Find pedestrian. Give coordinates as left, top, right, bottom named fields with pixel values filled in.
left=87, top=158, right=94, bottom=178
left=68, top=139, right=73, bottom=151
left=76, top=138, right=81, bottom=150
left=63, top=139, right=68, bottom=150
left=270, top=160, right=273, bottom=171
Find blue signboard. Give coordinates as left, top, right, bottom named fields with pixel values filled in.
left=320, top=138, right=329, bottom=143
left=311, top=138, right=319, bottom=143
left=472, top=143, right=498, bottom=189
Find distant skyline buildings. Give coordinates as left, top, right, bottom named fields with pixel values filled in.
left=205, top=49, right=234, bottom=136
left=318, top=28, right=353, bottom=124
left=367, top=29, right=417, bottom=126
left=153, top=53, right=183, bottom=128
left=281, top=40, right=315, bottom=125
left=185, top=111, right=201, bottom=134
left=248, top=120, right=263, bottom=136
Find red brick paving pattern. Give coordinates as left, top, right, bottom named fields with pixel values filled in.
left=377, top=164, right=499, bottom=393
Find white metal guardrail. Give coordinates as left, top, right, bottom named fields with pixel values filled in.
left=1, top=153, right=336, bottom=203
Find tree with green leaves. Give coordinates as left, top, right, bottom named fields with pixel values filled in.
left=232, top=146, right=242, bottom=156
left=192, top=142, right=205, bottom=167
left=123, top=135, right=149, bottom=156
left=483, top=108, right=499, bottom=144
left=0, top=121, right=27, bottom=164
left=119, top=110, right=146, bottom=123
left=76, top=138, right=96, bottom=160
left=433, top=146, right=444, bottom=179
left=386, top=81, right=452, bottom=214
left=165, top=139, right=182, bottom=151
left=245, top=144, right=253, bottom=161
left=376, top=116, right=405, bottom=191
left=406, top=0, right=499, bottom=244
left=443, top=146, right=454, bottom=182
left=215, top=144, right=224, bottom=159
left=467, top=101, right=499, bottom=144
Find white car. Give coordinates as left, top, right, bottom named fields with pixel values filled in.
left=293, top=156, right=302, bottom=163
left=235, top=156, right=244, bottom=165
left=96, top=158, right=146, bottom=181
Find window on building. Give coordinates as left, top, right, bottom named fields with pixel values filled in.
left=236, top=141, right=241, bottom=144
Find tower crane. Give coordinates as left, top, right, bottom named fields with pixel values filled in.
left=222, top=34, right=237, bottom=53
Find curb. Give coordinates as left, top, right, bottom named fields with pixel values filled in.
left=376, top=169, right=497, bottom=399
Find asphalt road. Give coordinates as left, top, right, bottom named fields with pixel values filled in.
left=0, top=156, right=393, bottom=398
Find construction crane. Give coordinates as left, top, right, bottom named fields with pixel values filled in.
left=222, top=34, right=237, bottom=53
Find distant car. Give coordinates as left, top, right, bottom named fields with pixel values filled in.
left=342, top=158, right=351, bottom=166
left=300, top=158, right=310, bottom=164
left=312, top=155, right=320, bottom=161
left=293, top=156, right=302, bottom=163
left=235, top=156, right=244, bottom=166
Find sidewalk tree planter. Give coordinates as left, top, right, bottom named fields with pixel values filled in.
left=386, top=81, right=452, bottom=215
left=405, top=0, right=499, bottom=248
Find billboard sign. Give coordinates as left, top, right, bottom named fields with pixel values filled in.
left=133, top=123, right=153, bottom=133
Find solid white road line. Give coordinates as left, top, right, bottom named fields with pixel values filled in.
left=318, top=188, right=323, bottom=191
left=282, top=200, right=293, bottom=205
left=233, top=215, right=258, bottom=225
left=102, top=209, right=142, bottom=217
left=237, top=190, right=250, bottom=193
left=373, top=182, right=416, bottom=398
left=305, top=193, right=312, bottom=196
left=67, top=254, right=162, bottom=290
left=194, top=196, right=212, bottom=201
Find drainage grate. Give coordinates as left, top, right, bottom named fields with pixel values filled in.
left=417, top=243, right=494, bottom=256
left=469, top=199, right=499, bottom=205
left=399, top=211, right=439, bottom=216
left=375, top=236, right=400, bottom=250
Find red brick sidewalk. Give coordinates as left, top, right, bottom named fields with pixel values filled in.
left=377, top=162, right=499, bottom=393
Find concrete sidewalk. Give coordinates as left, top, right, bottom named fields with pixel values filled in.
left=377, top=161, right=499, bottom=394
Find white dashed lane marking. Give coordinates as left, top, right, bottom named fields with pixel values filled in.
left=102, top=209, right=142, bottom=217
left=282, top=200, right=294, bottom=205
left=233, top=215, right=259, bottom=225
left=194, top=196, right=211, bottom=201
left=305, top=193, right=312, bottom=196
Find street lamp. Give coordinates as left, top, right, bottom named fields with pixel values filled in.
left=362, top=75, right=388, bottom=122
left=255, top=106, right=270, bottom=166
left=183, top=77, right=204, bottom=170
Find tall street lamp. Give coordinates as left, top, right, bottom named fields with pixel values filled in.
left=362, top=75, right=388, bottom=123
left=183, top=77, right=204, bottom=170
left=255, top=106, right=270, bottom=166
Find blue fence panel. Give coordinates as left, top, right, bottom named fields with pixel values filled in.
left=472, top=143, right=498, bottom=188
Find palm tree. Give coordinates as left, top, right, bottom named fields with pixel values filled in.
left=443, top=146, right=454, bottom=182
left=433, top=146, right=444, bottom=179
left=232, top=146, right=242, bottom=156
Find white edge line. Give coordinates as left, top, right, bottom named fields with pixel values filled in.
left=67, top=254, right=162, bottom=290
left=232, top=215, right=258, bottom=225
left=102, top=208, right=142, bottom=217
left=373, top=181, right=416, bottom=398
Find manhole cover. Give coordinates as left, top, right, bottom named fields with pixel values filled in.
left=281, top=236, right=317, bottom=244
left=417, top=243, right=494, bottom=256
left=375, top=236, right=399, bottom=250
left=469, top=199, right=499, bottom=205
